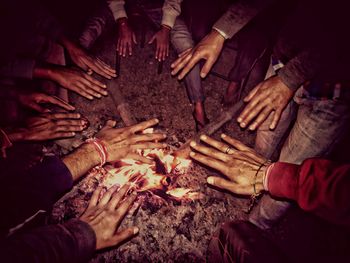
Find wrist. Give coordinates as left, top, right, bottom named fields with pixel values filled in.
left=117, top=17, right=128, bottom=26
left=161, top=24, right=171, bottom=31
left=33, top=65, right=55, bottom=80
left=210, top=29, right=226, bottom=45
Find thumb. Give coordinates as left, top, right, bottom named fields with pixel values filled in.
left=132, top=33, right=138, bottom=44
left=105, top=120, right=117, bottom=128
left=110, top=227, right=139, bottom=247
left=29, top=102, right=48, bottom=113
left=148, top=35, right=155, bottom=44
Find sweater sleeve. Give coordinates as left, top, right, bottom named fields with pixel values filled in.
left=161, top=0, right=182, bottom=28
left=212, top=0, right=274, bottom=39
left=0, top=156, right=74, bottom=234
left=267, top=159, right=350, bottom=228
left=107, top=0, right=127, bottom=21
left=1, top=219, right=96, bottom=263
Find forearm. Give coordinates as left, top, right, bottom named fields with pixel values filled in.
left=62, top=143, right=100, bottom=181
left=0, top=59, right=36, bottom=79
left=213, top=0, right=274, bottom=39
left=266, top=159, right=350, bottom=227
left=2, top=219, right=95, bottom=263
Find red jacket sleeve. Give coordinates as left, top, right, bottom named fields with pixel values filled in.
left=267, top=158, right=350, bottom=228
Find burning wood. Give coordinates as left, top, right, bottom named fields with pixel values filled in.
left=95, top=148, right=202, bottom=201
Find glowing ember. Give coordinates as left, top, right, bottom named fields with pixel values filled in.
left=100, top=149, right=201, bottom=201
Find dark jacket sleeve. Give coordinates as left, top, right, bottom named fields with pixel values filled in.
left=267, top=159, right=350, bottom=228
left=2, top=219, right=96, bottom=263
left=0, top=156, right=74, bottom=234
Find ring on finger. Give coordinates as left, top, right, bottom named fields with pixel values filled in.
left=225, top=146, right=234, bottom=154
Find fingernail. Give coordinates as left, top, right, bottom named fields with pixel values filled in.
left=162, top=143, right=167, bottom=147
left=249, top=125, right=255, bottom=131
left=71, top=132, right=76, bottom=136
left=237, top=117, right=242, bottom=123
left=207, top=177, right=214, bottom=184
left=200, top=135, right=207, bottom=140
left=133, top=227, right=139, bottom=234
left=240, top=122, right=246, bottom=128
left=221, top=133, right=226, bottom=138
left=162, top=134, right=167, bottom=138
left=190, top=152, right=195, bottom=157
left=190, top=141, right=196, bottom=147
left=154, top=118, right=159, bottom=123
left=77, top=114, right=81, bottom=118
left=200, top=73, right=206, bottom=78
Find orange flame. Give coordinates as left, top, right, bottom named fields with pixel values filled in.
left=100, top=149, right=201, bottom=200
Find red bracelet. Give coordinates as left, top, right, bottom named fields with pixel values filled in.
left=86, top=138, right=108, bottom=167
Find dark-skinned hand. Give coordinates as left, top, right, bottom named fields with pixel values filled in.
left=190, top=133, right=269, bottom=195
left=95, top=118, right=167, bottom=163
left=148, top=26, right=170, bottom=61
left=117, top=18, right=137, bottom=57
left=171, top=30, right=225, bottom=79
left=8, top=113, right=87, bottom=142
left=48, top=66, right=108, bottom=100
left=18, top=92, right=75, bottom=113
left=80, top=184, right=139, bottom=250
left=61, top=37, right=116, bottom=79
left=237, top=75, right=294, bottom=130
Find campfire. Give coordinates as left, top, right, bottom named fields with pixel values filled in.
left=99, top=148, right=202, bottom=202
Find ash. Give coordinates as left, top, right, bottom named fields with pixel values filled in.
left=51, top=28, right=254, bottom=262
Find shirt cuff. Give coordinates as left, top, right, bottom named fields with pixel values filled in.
left=212, top=27, right=229, bottom=40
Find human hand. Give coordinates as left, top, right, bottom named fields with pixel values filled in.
left=18, top=92, right=75, bottom=113
left=190, top=134, right=269, bottom=195
left=171, top=30, right=225, bottom=79
left=117, top=18, right=137, bottom=57
left=8, top=113, right=86, bottom=142
left=237, top=75, right=294, bottom=130
left=148, top=26, right=170, bottom=61
left=80, top=184, right=139, bottom=250
left=61, top=37, right=116, bottom=79
left=48, top=66, right=108, bottom=100
left=95, top=118, right=167, bottom=163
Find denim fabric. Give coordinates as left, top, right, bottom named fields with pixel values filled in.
left=250, top=64, right=350, bottom=230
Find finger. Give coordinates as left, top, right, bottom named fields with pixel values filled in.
left=108, top=183, right=130, bottom=210
left=237, top=100, right=265, bottom=128
left=83, top=58, right=112, bottom=79
left=55, top=119, right=85, bottom=126
left=248, top=107, right=272, bottom=131
left=220, top=134, right=253, bottom=152
left=111, top=227, right=139, bottom=247
left=117, top=39, right=121, bottom=52
left=128, top=133, right=166, bottom=144
left=29, top=102, right=47, bottom=113
left=148, top=35, right=155, bottom=44
left=122, top=41, right=127, bottom=57
left=199, top=134, right=231, bottom=153
left=206, top=176, right=238, bottom=194
left=166, top=45, right=169, bottom=57
left=76, top=81, right=103, bottom=98
left=128, top=118, right=159, bottom=133
left=269, top=109, right=282, bottom=130
left=130, top=142, right=167, bottom=150
left=54, top=125, right=84, bottom=132
left=113, top=192, right=137, bottom=225
left=83, top=74, right=107, bottom=89
left=127, top=42, right=132, bottom=56
left=189, top=151, right=227, bottom=174
left=156, top=45, right=161, bottom=60
left=172, top=54, right=193, bottom=78
left=88, top=186, right=104, bottom=209
left=178, top=53, right=202, bottom=79
left=48, top=113, right=81, bottom=120
left=126, top=153, right=153, bottom=164
left=132, top=33, right=137, bottom=44
left=49, top=96, right=75, bottom=111
left=177, top=48, right=192, bottom=59
left=98, top=185, right=119, bottom=207
left=47, top=131, right=76, bottom=139
left=105, top=120, right=117, bottom=128
left=244, top=84, right=260, bottom=102
left=190, top=141, right=230, bottom=162
left=200, top=56, right=216, bottom=78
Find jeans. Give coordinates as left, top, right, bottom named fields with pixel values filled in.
left=250, top=63, right=350, bottom=230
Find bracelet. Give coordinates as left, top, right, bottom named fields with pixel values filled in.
left=0, top=128, right=13, bottom=158
left=85, top=138, right=108, bottom=167
left=246, top=161, right=271, bottom=213
left=263, top=162, right=274, bottom=191
left=161, top=24, right=172, bottom=31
